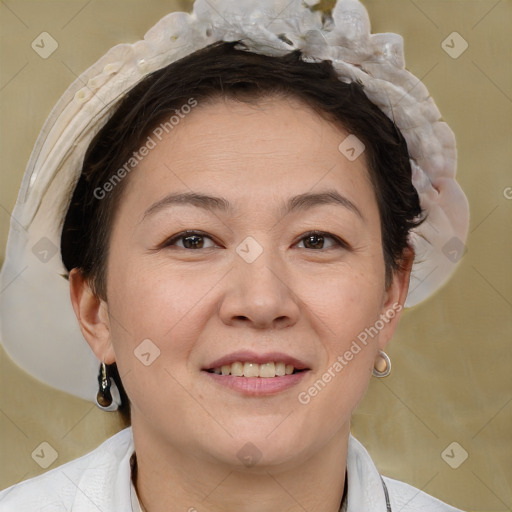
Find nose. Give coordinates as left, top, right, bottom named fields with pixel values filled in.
left=218, top=249, right=301, bottom=330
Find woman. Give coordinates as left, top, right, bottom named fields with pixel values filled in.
left=0, top=0, right=469, bottom=510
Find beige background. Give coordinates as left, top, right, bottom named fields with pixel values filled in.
left=0, top=1, right=511, bottom=511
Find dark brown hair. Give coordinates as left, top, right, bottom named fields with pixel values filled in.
left=61, top=41, right=424, bottom=420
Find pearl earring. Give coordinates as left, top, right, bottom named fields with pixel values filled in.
left=372, top=350, right=391, bottom=378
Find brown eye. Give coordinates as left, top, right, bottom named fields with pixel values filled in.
left=180, top=234, right=207, bottom=249
left=163, top=231, right=216, bottom=249
left=297, top=231, right=348, bottom=250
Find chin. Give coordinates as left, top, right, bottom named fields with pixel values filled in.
left=200, top=418, right=317, bottom=470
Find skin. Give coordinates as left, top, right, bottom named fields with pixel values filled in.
left=70, top=95, right=413, bottom=512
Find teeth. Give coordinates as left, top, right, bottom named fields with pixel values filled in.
left=275, top=362, right=286, bottom=376
left=231, top=362, right=244, bottom=376
left=243, top=362, right=260, bottom=377
left=259, top=362, right=275, bottom=378
left=210, top=361, right=302, bottom=377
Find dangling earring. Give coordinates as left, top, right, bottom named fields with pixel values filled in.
left=372, top=350, right=391, bottom=378
left=95, top=362, right=122, bottom=411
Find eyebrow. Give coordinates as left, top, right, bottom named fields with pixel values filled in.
left=141, top=189, right=364, bottom=222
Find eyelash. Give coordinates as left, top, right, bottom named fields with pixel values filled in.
left=160, top=230, right=349, bottom=251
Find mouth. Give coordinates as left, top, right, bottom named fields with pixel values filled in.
left=201, top=351, right=310, bottom=395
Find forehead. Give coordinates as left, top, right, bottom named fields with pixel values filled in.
left=121, top=95, right=376, bottom=217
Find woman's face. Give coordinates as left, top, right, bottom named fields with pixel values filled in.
left=75, top=95, right=410, bottom=469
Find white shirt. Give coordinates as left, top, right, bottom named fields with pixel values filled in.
left=0, top=427, right=463, bottom=511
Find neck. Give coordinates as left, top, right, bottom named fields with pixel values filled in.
left=130, top=419, right=349, bottom=512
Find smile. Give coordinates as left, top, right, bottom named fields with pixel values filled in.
left=202, top=351, right=311, bottom=395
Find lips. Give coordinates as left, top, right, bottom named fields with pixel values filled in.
left=202, top=351, right=311, bottom=395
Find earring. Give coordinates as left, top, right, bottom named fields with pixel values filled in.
left=95, top=362, right=122, bottom=411
left=372, top=350, right=391, bottom=378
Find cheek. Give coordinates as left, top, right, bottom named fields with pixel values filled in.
left=296, top=266, right=384, bottom=411
left=106, top=257, right=215, bottom=347
left=303, top=259, right=385, bottom=340
left=104, top=260, right=216, bottom=435
left=104, top=254, right=223, bottom=397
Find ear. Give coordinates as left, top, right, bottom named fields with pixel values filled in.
left=69, top=268, right=116, bottom=364
left=377, top=246, right=415, bottom=351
